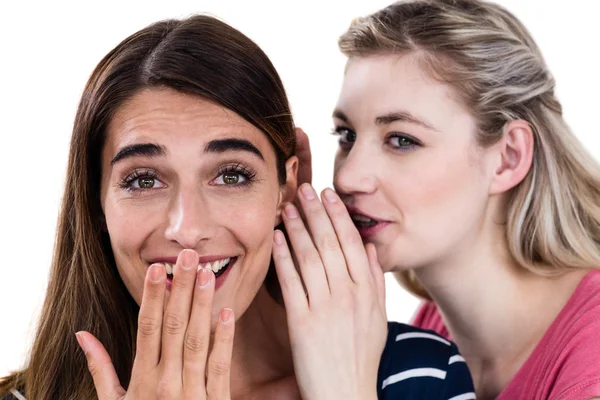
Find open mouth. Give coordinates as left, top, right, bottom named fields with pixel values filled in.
left=350, top=213, right=379, bottom=228
left=162, top=257, right=237, bottom=280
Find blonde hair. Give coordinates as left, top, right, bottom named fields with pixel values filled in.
left=339, top=0, right=600, bottom=299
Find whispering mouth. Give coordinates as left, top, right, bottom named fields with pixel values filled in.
left=351, top=214, right=379, bottom=228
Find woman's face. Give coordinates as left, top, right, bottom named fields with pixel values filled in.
left=100, top=88, right=293, bottom=324
left=333, top=54, right=498, bottom=272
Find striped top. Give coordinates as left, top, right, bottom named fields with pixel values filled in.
left=377, top=322, right=475, bottom=400
left=3, top=323, right=475, bottom=400
left=1, top=389, right=25, bottom=400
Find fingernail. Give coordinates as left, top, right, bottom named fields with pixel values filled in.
left=300, top=184, right=316, bottom=200
left=322, top=188, right=338, bottom=203
left=284, top=204, right=298, bottom=219
left=197, top=267, right=212, bottom=287
left=180, top=249, right=197, bottom=270
left=273, top=230, right=285, bottom=245
left=220, top=308, right=233, bottom=323
left=149, top=264, right=164, bottom=283
left=75, top=332, right=88, bottom=354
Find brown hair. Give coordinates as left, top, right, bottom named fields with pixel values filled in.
left=0, top=15, right=295, bottom=399
left=339, top=0, right=600, bottom=299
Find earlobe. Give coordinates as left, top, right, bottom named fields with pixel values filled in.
left=489, top=120, right=534, bottom=195
left=275, top=156, right=299, bottom=226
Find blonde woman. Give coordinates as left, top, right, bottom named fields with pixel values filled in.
left=296, top=0, right=600, bottom=398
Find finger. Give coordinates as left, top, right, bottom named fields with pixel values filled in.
left=321, top=188, right=371, bottom=284
left=161, top=249, right=199, bottom=369
left=206, top=308, right=235, bottom=399
left=133, top=263, right=166, bottom=369
left=297, top=183, right=353, bottom=292
left=272, top=229, right=309, bottom=313
left=182, top=267, right=215, bottom=395
left=76, top=331, right=127, bottom=400
left=281, top=202, right=330, bottom=302
left=366, top=243, right=386, bottom=314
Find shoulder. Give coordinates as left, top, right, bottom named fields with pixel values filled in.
left=385, top=321, right=455, bottom=357
left=550, top=284, right=600, bottom=399
left=507, top=270, right=600, bottom=399
left=377, top=322, right=474, bottom=400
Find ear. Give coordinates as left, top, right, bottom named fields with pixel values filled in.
left=489, top=120, right=534, bottom=195
left=276, top=156, right=299, bottom=226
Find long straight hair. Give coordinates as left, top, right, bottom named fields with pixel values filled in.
left=0, top=15, right=295, bottom=399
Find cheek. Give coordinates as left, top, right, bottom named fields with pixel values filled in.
left=105, top=197, right=160, bottom=251
left=391, top=149, right=488, bottom=228
left=219, top=193, right=279, bottom=248
left=104, top=196, right=162, bottom=302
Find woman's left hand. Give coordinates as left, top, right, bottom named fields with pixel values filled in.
left=273, top=183, right=388, bottom=400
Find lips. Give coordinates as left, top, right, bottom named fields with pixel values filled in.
left=350, top=213, right=379, bottom=227
left=345, top=206, right=391, bottom=239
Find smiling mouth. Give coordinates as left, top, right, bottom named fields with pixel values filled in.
left=161, top=257, right=237, bottom=279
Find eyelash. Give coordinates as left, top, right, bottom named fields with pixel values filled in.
left=118, top=163, right=257, bottom=193
left=213, top=163, right=257, bottom=188
left=331, top=126, right=421, bottom=152
left=386, top=134, right=420, bottom=152
left=119, top=169, right=162, bottom=192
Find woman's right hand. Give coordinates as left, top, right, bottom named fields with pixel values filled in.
left=75, top=249, right=235, bottom=399
left=273, top=185, right=387, bottom=400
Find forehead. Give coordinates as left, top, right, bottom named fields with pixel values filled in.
left=105, top=88, right=274, bottom=156
left=337, top=54, right=472, bottom=128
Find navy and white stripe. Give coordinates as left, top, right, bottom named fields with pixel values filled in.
left=4, top=323, right=475, bottom=400
left=377, top=322, right=475, bottom=399
left=9, top=390, right=25, bottom=400
left=0, top=389, right=26, bottom=400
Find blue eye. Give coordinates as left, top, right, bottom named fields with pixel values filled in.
left=387, top=134, right=419, bottom=151
left=332, top=126, right=357, bottom=148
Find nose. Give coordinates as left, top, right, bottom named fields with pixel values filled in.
left=164, top=187, right=213, bottom=249
left=333, top=142, right=378, bottom=196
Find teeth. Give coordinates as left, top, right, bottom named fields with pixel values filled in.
left=195, top=257, right=231, bottom=273
left=352, top=214, right=375, bottom=223
left=164, top=263, right=173, bottom=275
left=161, top=258, right=232, bottom=276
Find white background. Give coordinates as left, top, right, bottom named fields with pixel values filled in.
left=0, top=0, right=598, bottom=377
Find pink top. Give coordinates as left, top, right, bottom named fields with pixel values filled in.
left=412, top=270, right=600, bottom=400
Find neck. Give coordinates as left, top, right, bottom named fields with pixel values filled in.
left=413, top=225, right=586, bottom=397
left=229, top=284, right=296, bottom=398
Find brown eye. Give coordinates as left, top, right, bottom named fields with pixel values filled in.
left=137, top=177, right=155, bottom=189
left=223, top=173, right=239, bottom=184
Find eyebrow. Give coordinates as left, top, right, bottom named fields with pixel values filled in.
left=110, top=138, right=264, bottom=166
left=333, top=109, right=438, bottom=132
left=332, top=109, right=350, bottom=124
left=111, top=143, right=166, bottom=165
left=204, top=138, right=264, bottom=160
